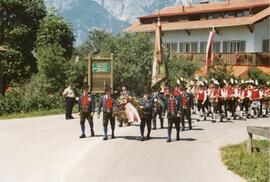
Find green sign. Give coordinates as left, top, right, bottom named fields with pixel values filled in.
left=92, top=62, right=110, bottom=72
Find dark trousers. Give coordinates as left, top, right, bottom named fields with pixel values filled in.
left=167, top=115, right=180, bottom=139
left=181, top=108, right=192, bottom=129
left=221, top=100, right=228, bottom=117
left=103, top=112, right=115, bottom=136
left=153, top=110, right=164, bottom=128
left=65, top=97, right=74, bottom=119
left=80, top=112, right=94, bottom=135
left=227, top=99, right=237, bottom=117
left=140, top=116, right=152, bottom=137
left=197, top=100, right=206, bottom=113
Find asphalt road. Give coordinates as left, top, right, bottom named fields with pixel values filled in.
left=0, top=114, right=268, bottom=182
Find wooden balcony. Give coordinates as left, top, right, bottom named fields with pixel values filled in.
left=173, top=52, right=270, bottom=66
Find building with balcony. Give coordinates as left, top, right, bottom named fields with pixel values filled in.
left=124, top=0, right=270, bottom=76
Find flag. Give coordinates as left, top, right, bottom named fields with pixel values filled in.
left=151, top=19, right=168, bottom=91
left=205, top=29, right=215, bottom=74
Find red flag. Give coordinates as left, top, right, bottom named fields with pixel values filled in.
left=205, top=29, right=215, bottom=74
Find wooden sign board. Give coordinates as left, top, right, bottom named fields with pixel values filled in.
left=85, top=54, right=114, bottom=93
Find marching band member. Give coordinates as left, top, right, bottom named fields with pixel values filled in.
left=250, top=80, right=261, bottom=118
left=153, top=90, right=165, bottom=129
left=98, top=84, right=116, bottom=140
left=139, top=88, right=154, bottom=141
left=210, top=80, right=222, bottom=122
left=163, top=87, right=181, bottom=142
left=179, top=85, right=194, bottom=130
left=227, top=78, right=237, bottom=120
left=197, top=82, right=207, bottom=121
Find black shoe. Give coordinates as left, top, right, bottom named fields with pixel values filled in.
left=153, top=127, right=157, bottom=130
left=91, top=131, right=95, bottom=137
left=127, top=123, right=131, bottom=126
left=79, top=134, right=86, bottom=139
left=160, top=126, right=164, bottom=129
left=204, top=116, right=207, bottom=121
left=70, top=116, right=74, bottom=119
left=146, top=136, right=150, bottom=140
left=166, top=138, right=171, bottom=143
left=140, top=136, right=145, bottom=141
left=197, top=119, right=200, bottom=122
left=181, top=128, right=185, bottom=131
left=103, top=136, right=108, bottom=141
left=176, top=137, right=180, bottom=141
left=189, top=126, right=192, bottom=130
left=111, top=134, right=115, bottom=139
left=212, top=120, right=216, bottom=123
left=119, top=123, right=123, bottom=127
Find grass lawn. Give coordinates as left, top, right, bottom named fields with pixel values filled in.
left=0, top=109, right=64, bottom=120
left=221, top=140, right=269, bottom=182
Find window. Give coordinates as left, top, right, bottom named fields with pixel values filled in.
left=208, top=15, right=214, bottom=19
left=236, top=11, right=244, bottom=17
left=191, top=42, right=198, bottom=53
left=223, top=41, right=246, bottom=53
left=166, top=42, right=178, bottom=53
left=243, top=10, right=250, bottom=16
left=213, top=41, right=221, bottom=53
left=262, top=40, right=270, bottom=52
left=179, top=42, right=198, bottom=53
left=200, top=42, right=207, bottom=53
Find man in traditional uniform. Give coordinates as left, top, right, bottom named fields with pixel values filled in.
left=153, top=90, right=164, bottom=129
left=163, top=87, right=181, bottom=142
left=210, top=80, right=222, bottom=122
left=250, top=81, right=261, bottom=118
left=179, top=85, right=194, bottom=131
left=197, top=83, right=207, bottom=121
left=98, top=84, right=116, bottom=140
left=78, top=85, right=95, bottom=138
left=139, top=88, right=154, bottom=141
left=63, top=83, right=75, bottom=120
left=227, top=79, right=237, bottom=120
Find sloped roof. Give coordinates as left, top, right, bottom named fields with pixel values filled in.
left=139, top=0, right=269, bottom=19
left=124, top=7, right=270, bottom=32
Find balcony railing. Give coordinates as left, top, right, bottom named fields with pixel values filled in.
left=173, top=52, right=270, bottom=66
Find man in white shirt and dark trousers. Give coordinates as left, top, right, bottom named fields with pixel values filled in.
left=63, top=83, right=75, bottom=120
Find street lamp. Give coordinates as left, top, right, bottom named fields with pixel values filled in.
left=0, top=46, right=6, bottom=95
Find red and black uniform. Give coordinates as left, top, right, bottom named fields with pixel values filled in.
left=210, top=87, right=223, bottom=121
left=98, top=94, right=116, bottom=139
left=163, top=96, right=181, bottom=141
left=197, top=89, right=207, bottom=114
left=179, top=92, right=194, bottom=130
left=227, top=86, right=237, bottom=119
left=78, top=92, right=95, bottom=137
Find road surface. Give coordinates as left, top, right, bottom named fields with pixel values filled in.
left=0, top=114, right=268, bottom=182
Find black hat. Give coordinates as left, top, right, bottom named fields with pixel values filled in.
left=83, top=84, right=89, bottom=89
left=104, top=84, right=111, bottom=91
left=181, top=84, right=187, bottom=90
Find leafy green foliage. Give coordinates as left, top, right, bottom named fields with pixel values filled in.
left=208, top=60, right=234, bottom=82
left=221, top=140, right=269, bottom=182
left=0, top=0, right=46, bottom=76
left=248, top=67, right=270, bottom=84
left=168, top=55, right=201, bottom=86
left=36, top=15, right=74, bottom=59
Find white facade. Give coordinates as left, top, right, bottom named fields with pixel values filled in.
left=155, top=16, right=270, bottom=53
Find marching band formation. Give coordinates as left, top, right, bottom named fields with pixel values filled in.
left=77, top=78, right=270, bottom=143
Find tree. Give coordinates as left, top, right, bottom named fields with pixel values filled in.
left=36, top=43, right=67, bottom=93
left=36, top=15, right=74, bottom=60
left=0, top=0, right=46, bottom=82
left=167, top=55, right=201, bottom=86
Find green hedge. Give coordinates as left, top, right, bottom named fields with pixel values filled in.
left=0, top=91, right=64, bottom=116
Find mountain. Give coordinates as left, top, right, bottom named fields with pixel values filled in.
left=44, top=0, right=222, bottom=45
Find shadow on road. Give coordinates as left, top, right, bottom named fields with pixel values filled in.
left=115, top=135, right=167, bottom=141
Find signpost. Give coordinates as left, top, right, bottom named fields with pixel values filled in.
left=85, top=54, right=114, bottom=93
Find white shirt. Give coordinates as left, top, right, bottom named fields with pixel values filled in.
left=63, top=86, right=75, bottom=98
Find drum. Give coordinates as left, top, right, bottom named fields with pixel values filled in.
left=251, top=100, right=261, bottom=109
